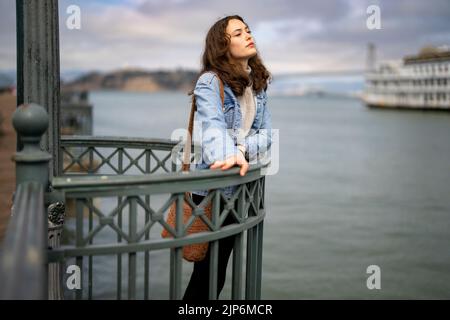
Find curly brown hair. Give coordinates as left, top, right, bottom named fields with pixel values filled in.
left=192, top=15, right=271, bottom=97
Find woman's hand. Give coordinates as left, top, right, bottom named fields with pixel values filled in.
left=210, top=151, right=249, bottom=176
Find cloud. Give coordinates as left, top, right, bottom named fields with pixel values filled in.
left=0, top=1, right=16, bottom=69
left=1, top=0, right=449, bottom=73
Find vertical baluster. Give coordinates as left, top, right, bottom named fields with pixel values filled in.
left=88, top=198, right=93, bottom=299
left=232, top=186, right=245, bottom=299
left=255, top=179, right=263, bottom=299
left=208, top=242, right=219, bottom=300
left=169, top=193, right=183, bottom=300
left=117, top=148, right=123, bottom=299
left=245, top=225, right=258, bottom=300
left=171, top=147, right=177, bottom=172
left=144, top=149, right=151, bottom=300
left=118, top=148, right=123, bottom=174
left=75, top=199, right=84, bottom=300
left=255, top=221, right=264, bottom=300
left=245, top=180, right=258, bottom=300
left=128, top=196, right=137, bottom=299
left=208, top=190, right=220, bottom=300
left=261, top=177, right=266, bottom=208
left=117, top=196, right=123, bottom=300
left=88, top=147, right=94, bottom=173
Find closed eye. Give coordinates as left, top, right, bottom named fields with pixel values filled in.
left=234, top=29, right=251, bottom=37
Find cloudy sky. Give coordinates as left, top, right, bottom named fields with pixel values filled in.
left=0, top=0, right=449, bottom=75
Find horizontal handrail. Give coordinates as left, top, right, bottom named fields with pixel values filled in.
left=52, top=162, right=267, bottom=196
left=60, top=135, right=199, bottom=151
left=0, top=182, right=47, bottom=299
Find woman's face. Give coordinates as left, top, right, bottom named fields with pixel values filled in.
left=226, top=19, right=257, bottom=63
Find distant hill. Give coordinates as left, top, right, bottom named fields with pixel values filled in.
left=0, top=73, right=14, bottom=88
left=61, top=68, right=199, bottom=93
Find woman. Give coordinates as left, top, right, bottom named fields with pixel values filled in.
left=183, top=15, right=272, bottom=300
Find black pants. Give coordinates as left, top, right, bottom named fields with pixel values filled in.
left=183, top=193, right=237, bottom=300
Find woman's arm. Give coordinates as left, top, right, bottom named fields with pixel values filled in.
left=194, top=72, right=238, bottom=165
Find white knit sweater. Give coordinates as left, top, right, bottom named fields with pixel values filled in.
left=236, top=65, right=256, bottom=157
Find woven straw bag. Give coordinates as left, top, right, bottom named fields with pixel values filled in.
left=161, top=71, right=225, bottom=262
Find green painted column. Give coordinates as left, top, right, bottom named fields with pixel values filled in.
left=16, top=0, right=61, bottom=178
left=16, top=0, right=63, bottom=299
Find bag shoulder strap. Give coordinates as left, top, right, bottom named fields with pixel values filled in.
left=182, top=71, right=225, bottom=172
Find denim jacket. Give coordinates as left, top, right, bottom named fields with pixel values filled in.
left=191, top=71, right=272, bottom=198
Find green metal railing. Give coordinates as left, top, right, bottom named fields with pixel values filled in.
left=49, top=136, right=267, bottom=300
left=0, top=103, right=268, bottom=300
left=59, top=135, right=183, bottom=175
